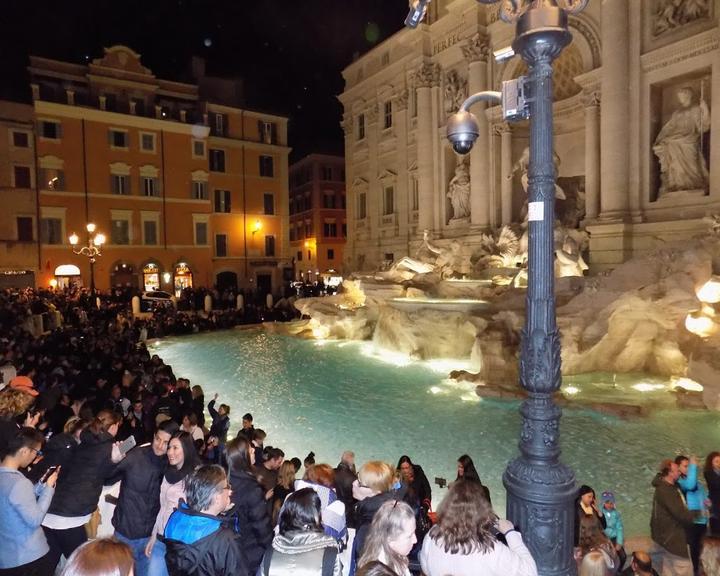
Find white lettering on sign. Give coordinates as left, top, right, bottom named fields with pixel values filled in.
left=528, top=201, right=544, bottom=221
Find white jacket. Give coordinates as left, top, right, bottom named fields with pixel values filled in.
left=420, top=529, right=538, bottom=576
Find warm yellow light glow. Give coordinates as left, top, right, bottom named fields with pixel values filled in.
left=697, top=277, right=720, bottom=303
left=94, top=233, right=106, bottom=246
left=304, top=241, right=310, bottom=248
left=253, top=220, right=262, bottom=232
left=563, top=386, right=580, bottom=395
left=685, top=311, right=718, bottom=338
left=671, top=377, right=704, bottom=392
left=163, top=272, right=172, bottom=283
left=86, top=223, right=96, bottom=233
left=49, top=278, right=58, bottom=288
left=311, top=324, right=330, bottom=340
left=69, top=233, right=79, bottom=246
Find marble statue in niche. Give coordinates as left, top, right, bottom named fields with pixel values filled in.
left=444, top=70, right=467, bottom=115
left=653, top=86, right=711, bottom=195
left=510, top=146, right=566, bottom=206
left=653, top=0, right=710, bottom=36
left=447, top=156, right=471, bottom=221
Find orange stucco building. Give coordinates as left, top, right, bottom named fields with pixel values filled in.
left=8, top=45, right=291, bottom=295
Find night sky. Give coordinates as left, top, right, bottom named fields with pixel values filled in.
left=1, top=0, right=408, bottom=160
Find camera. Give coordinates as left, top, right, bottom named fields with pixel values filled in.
left=434, top=476, right=447, bottom=488
left=405, top=0, right=431, bottom=29
left=446, top=110, right=480, bottom=155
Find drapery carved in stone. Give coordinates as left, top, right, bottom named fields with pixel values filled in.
left=444, top=70, right=468, bottom=115
left=653, top=0, right=710, bottom=37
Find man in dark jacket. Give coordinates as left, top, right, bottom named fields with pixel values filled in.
left=334, top=451, right=357, bottom=528
left=650, top=459, right=698, bottom=576
left=163, top=464, right=248, bottom=576
left=111, top=419, right=178, bottom=574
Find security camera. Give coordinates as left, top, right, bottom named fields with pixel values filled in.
left=446, top=110, right=480, bottom=155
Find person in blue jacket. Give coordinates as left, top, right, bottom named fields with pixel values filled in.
left=676, top=455, right=709, bottom=576
left=600, top=491, right=625, bottom=568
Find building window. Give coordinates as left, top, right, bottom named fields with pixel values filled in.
left=411, top=178, right=419, bottom=211
left=323, top=222, right=337, bottom=237
left=305, top=222, right=312, bottom=236
left=40, top=168, right=65, bottom=191
left=383, top=186, right=394, bottom=215
left=40, top=218, right=62, bottom=244
left=381, top=52, right=390, bottom=66
left=109, top=129, right=128, bottom=148
left=323, top=192, right=335, bottom=209
left=12, top=131, right=29, bottom=148
left=411, top=89, right=418, bottom=118
left=297, top=250, right=302, bottom=262
left=195, top=222, right=208, bottom=245
left=209, top=149, right=226, bottom=172
left=192, top=140, right=206, bottom=158
left=342, top=223, right=347, bottom=237
left=143, top=220, right=158, bottom=245
left=111, top=174, right=131, bottom=195
left=111, top=218, right=130, bottom=245
left=307, top=250, right=312, bottom=261
left=289, top=227, right=296, bottom=241
left=358, top=192, right=367, bottom=219
left=13, top=166, right=31, bottom=188
left=192, top=181, right=208, bottom=200
left=17, top=217, right=33, bottom=241
left=384, top=101, right=392, bottom=129
left=265, top=235, right=276, bottom=257
left=384, top=253, right=394, bottom=262
left=259, top=155, right=274, bottom=177
left=140, top=132, right=156, bottom=152
left=321, top=166, right=333, bottom=180
left=357, top=114, right=365, bottom=140
left=143, top=177, right=159, bottom=197
left=327, top=248, right=335, bottom=260
left=214, top=189, right=231, bottom=213
left=215, top=234, right=228, bottom=257
left=340, top=194, right=346, bottom=209
left=40, top=120, right=61, bottom=140
left=259, top=120, right=277, bottom=144
left=213, top=113, right=226, bottom=137
left=263, top=193, right=275, bottom=215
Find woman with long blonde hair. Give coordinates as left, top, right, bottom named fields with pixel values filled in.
left=358, top=500, right=416, bottom=576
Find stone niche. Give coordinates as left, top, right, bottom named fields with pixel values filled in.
left=649, top=69, right=712, bottom=202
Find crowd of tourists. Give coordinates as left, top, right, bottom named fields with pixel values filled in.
left=0, top=287, right=720, bottom=576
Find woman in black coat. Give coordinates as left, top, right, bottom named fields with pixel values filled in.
left=42, top=410, right=123, bottom=570
left=397, top=455, right=432, bottom=508
left=705, top=451, right=720, bottom=535
left=226, top=436, right=273, bottom=576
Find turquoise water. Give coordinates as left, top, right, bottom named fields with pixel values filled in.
left=149, top=328, right=720, bottom=536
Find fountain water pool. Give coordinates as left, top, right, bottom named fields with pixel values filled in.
left=149, top=328, right=720, bottom=537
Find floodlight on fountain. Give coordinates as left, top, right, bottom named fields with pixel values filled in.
left=631, top=382, right=667, bottom=393
left=697, top=276, right=720, bottom=304
left=685, top=310, right=718, bottom=338
left=563, top=385, right=580, bottom=395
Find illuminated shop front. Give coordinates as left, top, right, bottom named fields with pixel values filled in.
left=173, top=262, right=193, bottom=297
left=142, top=263, right=161, bottom=292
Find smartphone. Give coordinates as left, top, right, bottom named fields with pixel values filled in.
left=118, top=435, right=137, bottom=456
left=41, top=465, right=58, bottom=483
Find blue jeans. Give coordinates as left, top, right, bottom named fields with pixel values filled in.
left=114, top=532, right=150, bottom=576
left=147, top=538, right=169, bottom=576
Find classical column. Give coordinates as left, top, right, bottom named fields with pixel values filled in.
left=711, top=42, right=720, bottom=199
left=463, top=33, right=491, bottom=228
left=584, top=91, right=601, bottom=221
left=340, top=114, right=355, bottom=270
left=394, top=90, right=410, bottom=242
left=415, top=62, right=439, bottom=233
left=599, top=0, right=630, bottom=220
left=500, top=123, right=514, bottom=225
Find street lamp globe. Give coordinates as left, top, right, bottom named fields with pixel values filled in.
left=94, top=233, right=106, bottom=246
left=86, top=222, right=96, bottom=233
left=69, top=233, right=79, bottom=246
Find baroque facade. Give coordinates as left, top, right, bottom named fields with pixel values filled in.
left=339, top=0, right=720, bottom=272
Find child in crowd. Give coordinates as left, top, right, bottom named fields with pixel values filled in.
left=601, top=491, right=626, bottom=568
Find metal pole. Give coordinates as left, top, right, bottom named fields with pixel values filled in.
left=89, top=256, right=96, bottom=296
left=502, top=3, right=578, bottom=575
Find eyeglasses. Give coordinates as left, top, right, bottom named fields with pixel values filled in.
left=29, top=447, right=43, bottom=457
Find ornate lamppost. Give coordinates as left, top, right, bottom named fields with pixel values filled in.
left=440, top=1, right=589, bottom=574
left=69, top=223, right=105, bottom=295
